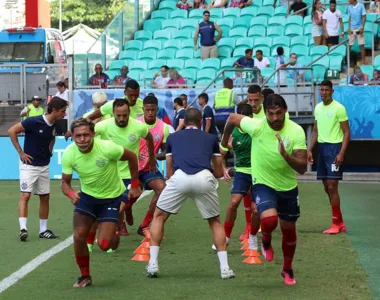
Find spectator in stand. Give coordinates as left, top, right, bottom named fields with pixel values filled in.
left=194, top=11, right=222, bottom=60
left=348, top=0, right=366, bottom=65
left=173, top=97, right=186, bottom=131
left=177, top=0, right=193, bottom=10
left=151, top=65, right=170, bottom=89
left=312, top=0, right=326, bottom=46
left=370, top=0, right=380, bottom=13
left=55, top=81, right=68, bottom=101
left=233, top=70, right=246, bottom=87
left=254, top=50, right=270, bottom=70
left=229, top=0, right=252, bottom=8
left=370, top=70, right=380, bottom=85
left=194, top=0, right=206, bottom=8
left=198, top=93, right=218, bottom=136
left=275, top=46, right=287, bottom=85
left=167, top=68, right=187, bottom=89
left=288, top=0, right=308, bottom=17
left=233, top=49, right=254, bottom=68
left=113, top=66, right=131, bottom=86
left=180, top=94, right=188, bottom=108
left=323, top=0, right=344, bottom=48
left=349, top=66, right=368, bottom=85
left=206, top=0, right=227, bottom=8
left=88, top=63, right=109, bottom=88
left=281, top=53, right=305, bottom=83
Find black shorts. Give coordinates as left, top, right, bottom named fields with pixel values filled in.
left=317, top=143, right=343, bottom=180
left=327, top=35, right=339, bottom=45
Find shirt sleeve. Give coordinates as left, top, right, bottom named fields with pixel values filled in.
left=104, top=140, right=124, bottom=161
left=166, top=136, right=172, bottom=156
left=179, top=110, right=185, bottom=120
left=163, top=124, right=170, bottom=143
left=212, top=136, right=221, bottom=155
left=264, top=57, right=270, bottom=66
left=240, top=116, right=260, bottom=137
left=337, top=104, right=348, bottom=122
left=361, top=4, right=366, bottom=15
left=100, top=100, right=113, bottom=116
left=204, top=106, right=213, bottom=119
left=94, top=120, right=105, bottom=138
left=293, top=126, right=307, bottom=150
left=62, top=148, right=73, bottom=175
left=139, top=122, right=149, bottom=138
left=21, top=118, right=34, bottom=132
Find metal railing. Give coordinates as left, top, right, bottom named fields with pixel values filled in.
left=289, top=4, right=311, bottom=16
left=372, top=14, right=380, bottom=64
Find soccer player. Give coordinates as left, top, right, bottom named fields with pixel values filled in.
left=222, top=94, right=307, bottom=285
left=146, top=108, right=235, bottom=279
left=8, top=97, right=68, bottom=241
left=61, top=118, right=141, bottom=287
left=136, top=96, right=169, bottom=237
left=94, top=98, right=156, bottom=236
left=307, top=80, right=350, bottom=234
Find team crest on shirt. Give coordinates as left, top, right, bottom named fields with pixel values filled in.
left=154, top=133, right=161, bottom=142
left=255, top=195, right=261, bottom=205
left=96, top=158, right=105, bottom=168
left=327, top=111, right=333, bottom=118
left=21, top=181, right=28, bottom=190
left=282, top=136, right=291, bottom=148
left=129, top=133, right=137, bottom=142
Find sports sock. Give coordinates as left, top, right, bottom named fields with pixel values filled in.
left=250, top=224, right=259, bottom=236
left=224, top=222, right=234, bottom=239
left=19, top=217, right=27, bottom=230
left=149, top=246, right=160, bottom=264
left=217, top=251, right=229, bottom=270
left=75, top=255, right=90, bottom=277
left=140, top=210, right=154, bottom=228
left=332, top=204, right=343, bottom=225
left=86, top=231, right=96, bottom=245
left=243, top=194, right=252, bottom=225
left=281, top=226, right=297, bottom=270
left=39, top=219, right=48, bottom=233
left=261, top=216, right=278, bottom=249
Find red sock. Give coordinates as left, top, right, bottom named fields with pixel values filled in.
left=243, top=194, right=252, bottom=225
left=281, top=226, right=297, bottom=270
left=224, top=222, right=234, bottom=238
left=75, top=255, right=90, bottom=277
left=250, top=224, right=259, bottom=236
left=261, top=216, right=278, bottom=248
left=332, top=205, right=343, bottom=225
left=86, top=231, right=96, bottom=245
left=140, top=210, right=154, bottom=228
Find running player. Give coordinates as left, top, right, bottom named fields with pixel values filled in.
left=94, top=98, right=156, bottom=236
left=147, top=108, right=235, bottom=279
left=8, top=97, right=68, bottom=241
left=307, top=80, right=350, bottom=234
left=136, top=96, right=169, bottom=237
left=61, top=118, right=141, bottom=287
left=222, top=94, right=307, bottom=285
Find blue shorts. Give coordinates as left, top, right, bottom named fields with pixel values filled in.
left=120, top=179, right=131, bottom=204
left=74, top=192, right=121, bottom=223
left=231, top=172, right=252, bottom=195
left=139, top=170, right=164, bottom=190
left=317, top=143, right=343, bottom=180
left=252, top=184, right=300, bottom=222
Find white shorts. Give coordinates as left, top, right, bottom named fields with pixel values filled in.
left=157, top=169, right=220, bottom=219
left=19, top=163, right=50, bottom=195
left=312, top=25, right=323, bottom=37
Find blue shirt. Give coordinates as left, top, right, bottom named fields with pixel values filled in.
left=199, top=21, right=216, bottom=47
left=348, top=3, right=366, bottom=30
left=21, top=115, right=55, bottom=166
left=236, top=56, right=254, bottom=68
left=166, top=128, right=220, bottom=175
left=173, top=108, right=185, bottom=130
left=202, top=105, right=218, bottom=136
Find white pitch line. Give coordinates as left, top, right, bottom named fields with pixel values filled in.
left=0, top=190, right=152, bottom=294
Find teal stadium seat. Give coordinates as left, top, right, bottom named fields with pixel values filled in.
left=125, top=40, right=142, bottom=51
left=189, top=9, right=204, bottom=19
left=182, top=39, right=195, bottom=49
left=234, top=16, right=252, bottom=29
left=129, top=60, right=148, bottom=71
left=221, top=57, right=237, bottom=68
left=267, top=25, right=284, bottom=37
left=181, top=69, right=197, bottom=84
left=167, top=59, right=185, bottom=70
left=164, top=39, right=182, bottom=51
left=253, top=0, right=263, bottom=8
left=172, top=29, right=193, bottom=40
left=144, top=19, right=162, bottom=32
left=185, top=59, right=203, bottom=71
left=236, top=37, right=254, bottom=49
left=157, top=49, right=176, bottom=59
left=176, top=49, right=194, bottom=59
left=329, top=55, right=343, bottom=71
left=141, top=70, right=157, bottom=82
left=223, top=8, right=241, bottom=19
left=360, top=65, right=374, bottom=80
left=127, top=70, right=140, bottom=81
left=329, top=44, right=346, bottom=57
left=194, top=49, right=201, bottom=59
left=229, top=28, right=247, bottom=38
left=268, top=16, right=285, bottom=26
left=304, top=24, right=312, bottom=36
left=197, top=69, right=216, bottom=81
left=274, top=6, right=288, bottom=16
left=312, top=65, right=326, bottom=82
left=272, top=36, right=290, bottom=48
left=158, top=1, right=176, bottom=11
left=109, top=60, right=127, bottom=70
left=151, top=10, right=169, bottom=20
left=216, top=18, right=234, bottom=29
left=290, top=45, right=309, bottom=57
left=285, top=25, right=303, bottom=37
left=218, top=37, right=236, bottom=52
left=286, top=15, right=303, bottom=26
left=271, top=46, right=290, bottom=57
left=119, top=50, right=138, bottom=60
left=162, top=19, right=181, bottom=30
left=170, top=10, right=188, bottom=19
left=148, top=59, right=167, bottom=70
left=261, top=67, right=275, bottom=80
left=218, top=48, right=232, bottom=59
left=139, top=49, right=157, bottom=61
left=248, top=25, right=266, bottom=38
left=144, top=40, right=162, bottom=51
left=297, top=55, right=312, bottom=66
left=210, top=8, right=223, bottom=19
left=374, top=55, right=380, bottom=70
left=303, top=15, right=312, bottom=26
left=263, top=0, right=275, bottom=6
left=240, top=6, right=258, bottom=17
left=181, top=19, right=199, bottom=30
left=250, top=16, right=269, bottom=27
left=291, top=36, right=309, bottom=47
left=253, top=46, right=270, bottom=58
left=257, top=6, right=274, bottom=18
left=134, top=30, right=153, bottom=42
left=312, top=56, right=330, bottom=68
left=310, top=45, right=328, bottom=57
left=255, top=37, right=272, bottom=48
left=153, top=30, right=171, bottom=41
left=364, top=22, right=379, bottom=49
left=233, top=47, right=246, bottom=58
left=105, top=70, right=119, bottom=81
left=202, top=58, right=221, bottom=71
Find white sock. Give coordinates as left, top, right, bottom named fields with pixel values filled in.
left=217, top=251, right=229, bottom=270
left=149, top=246, right=160, bottom=264
left=226, top=237, right=230, bottom=245
left=39, top=219, right=48, bottom=233
left=249, top=233, right=258, bottom=250
left=19, top=217, right=27, bottom=230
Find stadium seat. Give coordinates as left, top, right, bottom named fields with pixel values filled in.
left=176, top=49, right=194, bottom=59
left=144, top=19, right=162, bottom=32
left=310, top=45, right=328, bottom=57
left=274, top=6, right=288, bottom=16
left=254, top=37, right=272, bottom=48
left=167, top=59, right=185, bottom=70
left=229, top=28, right=247, bottom=38
left=181, top=69, right=197, bottom=84
left=303, top=15, right=312, bottom=26
left=298, top=55, right=312, bottom=66
left=272, top=36, right=291, bottom=48
left=221, top=57, right=237, bottom=68
left=164, top=39, right=182, bottom=51
left=210, top=8, right=223, bottom=19
left=312, top=65, right=326, bottom=82
left=152, top=10, right=169, bottom=20
left=291, top=36, right=309, bottom=47
left=170, top=10, right=188, bottom=19
left=286, top=15, right=303, bottom=27
left=157, top=49, right=176, bottom=59
left=329, top=44, right=347, bottom=57
left=248, top=25, right=266, bottom=38
left=148, top=59, right=167, bottom=70
left=109, top=60, right=127, bottom=70
left=162, top=19, right=181, bottom=30
left=124, top=40, right=143, bottom=51
left=138, top=50, right=157, bottom=61
left=202, top=58, right=221, bottom=71
left=181, top=19, right=199, bottom=30
left=261, top=67, right=275, bottom=79
left=236, top=37, right=254, bottom=49
left=127, top=70, right=140, bottom=81
left=374, top=55, right=380, bottom=70
left=172, top=29, right=193, bottom=40
left=252, top=0, right=263, bottom=7
left=105, top=70, right=119, bottom=81
left=185, top=59, right=203, bottom=70
left=233, top=47, right=246, bottom=58
left=257, top=6, right=274, bottom=18
left=216, top=18, right=234, bottom=29
left=290, top=45, right=309, bottom=57
left=189, top=9, right=204, bottom=19
left=194, top=48, right=201, bottom=59
left=233, top=16, right=252, bottom=30
left=329, top=55, right=343, bottom=71
left=268, top=16, right=285, bottom=26
left=267, top=25, right=284, bottom=38
left=182, top=39, right=196, bottom=49
left=253, top=46, right=270, bottom=58
left=223, top=7, right=240, bottom=19
left=250, top=16, right=269, bottom=27
left=197, top=69, right=216, bottom=81
left=218, top=48, right=232, bottom=59
left=153, top=30, right=171, bottom=41
left=360, top=65, right=374, bottom=80
left=271, top=46, right=290, bottom=57
left=285, top=25, right=303, bottom=37
left=217, top=37, right=236, bottom=52
left=312, top=56, right=330, bottom=68
left=119, top=50, right=138, bottom=60
left=364, top=23, right=379, bottom=49
left=158, top=1, right=176, bottom=11
left=240, top=6, right=258, bottom=17
left=304, top=24, right=312, bottom=36
left=144, top=40, right=162, bottom=51
left=134, top=30, right=153, bottom=42
left=129, top=60, right=148, bottom=72
left=263, top=0, right=274, bottom=6
left=141, top=70, right=157, bottom=82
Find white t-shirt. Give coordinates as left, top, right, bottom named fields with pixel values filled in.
left=254, top=57, right=270, bottom=70
left=154, top=76, right=170, bottom=88
left=323, top=9, right=342, bottom=36
left=55, top=90, right=68, bottom=101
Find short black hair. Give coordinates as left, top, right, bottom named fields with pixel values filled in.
left=125, top=79, right=139, bottom=90
left=184, top=107, right=202, bottom=126
left=199, top=93, right=209, bottom=103
left=330, top=0, right=336, bottom=4
left=248, top=84, right=262, bottom=94
left=113, top=98, right=130, bottom=110
left=262, top=88, right=275, bottom=100
left=245, top=49, right=253, bottom=55
left=71, top=117, right=95, bottom=134
left=277, top=46, right=284, bottom=56
left=174, top=97, right=183, bottom=106
left=47, top=97, right=68, bottom=114
left=320, top=80, right=333, bottom=89
left=56, top=81, right=66, bottom=88
left=161, top=65, right=169, bottom=71
left=148, top=92, right=155, bottom=97
left=237, top=103, right=253, bottom=116
left=256, top=50, right=263, bottom=55
left=180, top=94, right=187, bottom=99
left=203, top=10, right=210, bottom=15
left=264, top=94, right=288, bottom=111
left=143, top=95, right=158, bottom=105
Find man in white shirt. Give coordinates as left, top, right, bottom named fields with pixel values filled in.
left=322, top=0, right=344, bottom=48
left=151, top=65, right=170, bottom=89
left=55, top=81, right=68, bottom=101
left=254, top=50, right=270, bottom=70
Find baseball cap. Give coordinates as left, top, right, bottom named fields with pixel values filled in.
left=32, top=95, right=42, bottom=101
